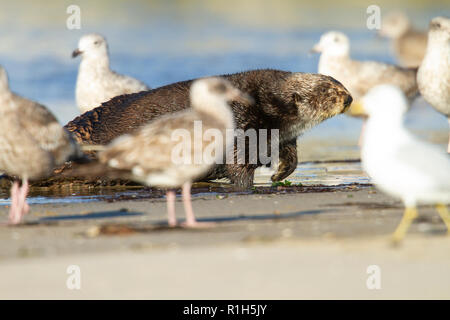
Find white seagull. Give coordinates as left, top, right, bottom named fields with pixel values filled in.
left=73, top=33, right=149, bottom=114
left=352, top=84, right=450, bottom=243
left=312, top=31, right=419, bottom=102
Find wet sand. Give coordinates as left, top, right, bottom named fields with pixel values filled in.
left=1, top=186, right=450, bottom=299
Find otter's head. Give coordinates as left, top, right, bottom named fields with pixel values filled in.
left=281, top=73, right=352, bottom=124
left=379, top=12, right=410, bottom=39
left=428, top=16, right=450, bottom=44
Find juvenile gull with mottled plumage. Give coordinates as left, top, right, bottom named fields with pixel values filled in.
left=73, top=33, right=149, bottom=114
left=417, top=16, right=450, bottom=153
left=0, top=65, right=83, bottom=224
left=379, top=12, right=428, bottom=68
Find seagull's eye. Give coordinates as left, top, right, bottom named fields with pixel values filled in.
left=211, top=83, right=227, bottom=94
left=334, top=37, right=339, bottom=42
left=94, top=41, right=100, bottom=45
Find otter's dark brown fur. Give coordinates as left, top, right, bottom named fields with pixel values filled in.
left=65, top=69, right=352, bottom=188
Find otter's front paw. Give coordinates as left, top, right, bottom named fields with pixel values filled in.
left=271, top=160, right=296, bottom=182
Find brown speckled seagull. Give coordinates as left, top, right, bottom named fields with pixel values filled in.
left=0, top=65, right=83, bottom=224
left=312, top=31, right=419, bottom=145
left=417, top=17, right=450, bottom=153
left=312, top=31, right=419, bottom=101
left=379, top=12, right=428, bottom=68
left=97, top=78, right=250, bottom=227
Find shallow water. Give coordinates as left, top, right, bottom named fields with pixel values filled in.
left=0, top=0, right=448, bottom=204
left=0, top=160, right=370, bottom=205
left=254, top=160, right=370, bottom=186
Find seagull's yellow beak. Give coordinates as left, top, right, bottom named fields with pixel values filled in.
left=346, top=100, right=366, bottom=117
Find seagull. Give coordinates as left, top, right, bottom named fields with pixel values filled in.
left=312, top=31, right=419, bottom=101
left=312, top=31, right=419, bottom=145
left=379, top=12, right=428, bottom=68
left=351, top=84, right=450, bottom=243
left=417, top=16, right=450, bottom=153
left=96, top=78, right=251, bottom=227
left=72, top=33, right=150, bottom=114
left=0, top=65, right=84, bottom=224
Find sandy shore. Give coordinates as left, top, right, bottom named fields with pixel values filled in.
left=1, top=187, right=449, bottom=299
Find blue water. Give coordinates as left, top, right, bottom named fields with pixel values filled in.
left=0, top=1, right=448, bottom=129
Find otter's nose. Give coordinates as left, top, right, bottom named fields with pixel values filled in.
left=344, top=94, right=353, bottom=108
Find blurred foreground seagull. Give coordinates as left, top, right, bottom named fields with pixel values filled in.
left=312, top=31, right=418, bottom=145
left=351, top=85, right=450, bottom=243
left=95, top=78, right=251, bottom=227
left=0, top=66, right=84, bottom=224
left=73, top=33, right=149, bottom=114
left=417, top=17, right=450, bottom=153
left=379, top=12, right=427, bottom=68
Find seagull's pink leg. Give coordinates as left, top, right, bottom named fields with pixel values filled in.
left=8, top=181, right=21, bottom=224
left=182, top=182, right=196, bottom=226
left=11, top=179, right=30, bottom=225
left=19, top=179, right=30, bottom=216
left=166, top=190, right=177, bottom=227
left=181, top=182, right=214, bottom=228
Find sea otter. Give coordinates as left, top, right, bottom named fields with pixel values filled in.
left=65, top=69, right=352, bottom=188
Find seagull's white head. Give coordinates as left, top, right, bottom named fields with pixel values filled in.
left=72, top=33, right=109, bottom=61
left=312, top=31, right=350, bottom=57
left=190, top=77, right=252, bottom=111
left=350, top=85, right=409, bottom=121
left=379, top=12, right=410, bottom=38
left=0, top=65, right=9, bottom=92
left=427, top=16, right=450, bottom=44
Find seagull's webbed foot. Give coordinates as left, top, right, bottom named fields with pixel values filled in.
left=391, top=207, right=418, bottom=245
